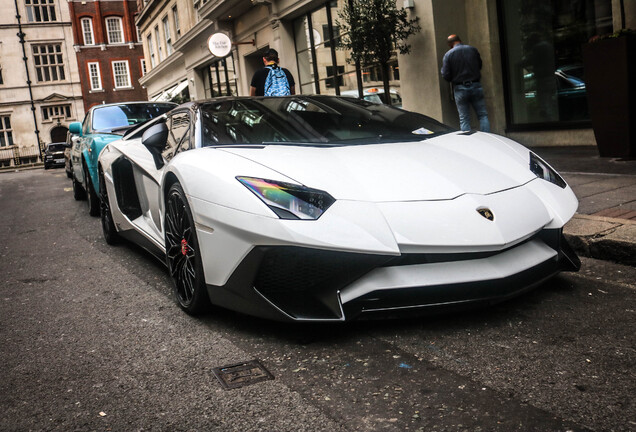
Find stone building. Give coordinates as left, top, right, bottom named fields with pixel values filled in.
left=0, top=0, right=84, bottom=166
left=136, top=0, right=635, bottom=148
left=67, top=0, right=147, bottom=111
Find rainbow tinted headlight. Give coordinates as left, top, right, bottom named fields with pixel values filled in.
left=530, top=153, right=566, bottom=188
left=237, top=177, right=335, bottom=220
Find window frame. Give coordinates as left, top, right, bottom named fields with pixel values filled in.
left=140, top=58, right=146, bottom=77
left=87, top=61, right=102, bottom=91
left=172, top=6, right=180, bottom=38
left=154, top=26, right=163, bottom=61
left=111, top=60, right=131, bottom=89
left=162, top=15, right=173, bottom=56
left=0, top=115, right=13, bottom=147
left=105, top=16, right=124, bottom=45
left=32, top=43, right=65, bottom=82
left=147, top=35, right=156, bottom=67
left=41, top=104, right=73, bottom=123
left=81, top=17, right=95, bottom=45
left=25, top=0, right=57, bottom=23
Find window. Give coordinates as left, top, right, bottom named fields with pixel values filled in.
left=25, top=0, right=56, bottom=23
left=112, top=60, right=131, bottom=88
left=81, top=18, right=94, bottom=45
left=164, top=111, right=191, bottom=160
left=42, top=105, right=72, bottom=122
left=499, top=0, right=613, bottom=127
left=147, top=35, right=156, bottom=67
left=136, top=26, right=141, bottom=42
left=0, top=116, right=13, bottom=147
left=172, top=6, right=180, bottom=38
left=140, top=58, right=146, bottom=76
left=293, top=2, right=390, bottom=97
left=88, top=62, right=102, bottom=90
left=33, top=44, right=65, bottom=82
left=0, top=66, right=3, bottom=85
left=105, top=17, right=124, bottom=44
left=154, top=26, right=163, bottom=61
left=162, top=16, right=173, bottom=55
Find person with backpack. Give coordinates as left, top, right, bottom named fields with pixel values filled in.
left=250, top=48, right=296, bottom=97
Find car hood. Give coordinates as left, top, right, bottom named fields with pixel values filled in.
left=218, top=132, right=537, bottom=201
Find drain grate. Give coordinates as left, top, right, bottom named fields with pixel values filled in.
left=212, top=359, right=274, bottom=390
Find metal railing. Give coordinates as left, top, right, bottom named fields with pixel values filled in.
left=0, top=145, right=42, bottom=167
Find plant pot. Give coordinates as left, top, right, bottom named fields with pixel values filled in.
left=582, top=35, right=636, bottom=158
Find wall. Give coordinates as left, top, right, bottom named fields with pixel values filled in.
left=0, top=0, right=84, bottom=158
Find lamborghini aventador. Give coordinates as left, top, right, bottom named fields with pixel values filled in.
left=97, top=96, right=580, bottom=321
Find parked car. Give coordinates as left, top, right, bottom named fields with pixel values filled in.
left=68, top=102, right=177, bottom=215
left=98, top=96, right=580, bottom=321
left=341, top=87, right=402, bottom=107
left=64, top=132, right=79, bottom=179
left=43, top=142, right=67, bottom=169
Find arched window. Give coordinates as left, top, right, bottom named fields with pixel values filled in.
left=81, top=18, right=94, bottom=45
left=105, top=16, right=124, bottom=44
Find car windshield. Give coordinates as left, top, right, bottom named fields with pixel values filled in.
left=200, top=96, right=453, bottom=147
left=92, top=103, right=175, bottom=133
left=47, top=143, right=66, bottom=152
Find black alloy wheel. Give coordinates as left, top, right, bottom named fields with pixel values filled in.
left=72, top=171, right=86, bottom=201
left=99, top=170, right=119, bottom=245
left=165, top=183, right=210, bottom=315
left=84, top=163, right=100, bottom=217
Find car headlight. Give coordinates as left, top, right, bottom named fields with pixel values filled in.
left=237, top=177, right=335, bottom=220
left=529, top=152, right=566, bottom=188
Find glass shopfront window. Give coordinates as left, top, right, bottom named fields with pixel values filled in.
left=204, top=54, right=238, bottom=98
left=499, top=0, right=613, bottom=128
left=293, top=0, right=401, bottom=102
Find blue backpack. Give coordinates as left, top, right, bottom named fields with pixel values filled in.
left=264, top=66, right=291, bottom=96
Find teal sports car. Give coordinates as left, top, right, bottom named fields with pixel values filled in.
left=69, top=102, right=176, bottom=216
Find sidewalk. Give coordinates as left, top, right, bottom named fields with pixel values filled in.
left=530, top=145, right=636, bottom=267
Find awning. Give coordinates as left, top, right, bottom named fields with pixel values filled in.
left=151, top=82, right=179, bottom=102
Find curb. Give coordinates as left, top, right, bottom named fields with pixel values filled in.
left=564, top=214, right=636, bottom=267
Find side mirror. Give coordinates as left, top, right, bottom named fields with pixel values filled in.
left=69, top=122, right=82, bottom=137
left=142, top=122, right=169, bottom=170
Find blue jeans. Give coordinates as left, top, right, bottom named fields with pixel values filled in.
left=454, top=83, right=490, bottom=132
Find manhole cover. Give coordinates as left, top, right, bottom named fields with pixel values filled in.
left=212, top=359, right=274, bottom=390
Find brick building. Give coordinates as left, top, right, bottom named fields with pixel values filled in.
left=68, top=0, right=147, bottom=110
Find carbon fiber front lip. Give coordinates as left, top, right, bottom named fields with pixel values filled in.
left=204, top=231, right=579, bottom=322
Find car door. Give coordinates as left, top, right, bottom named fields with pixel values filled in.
left=131, top=110, right=193, bottom=246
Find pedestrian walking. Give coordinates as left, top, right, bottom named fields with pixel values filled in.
left=250, top=48, right=296, bottom=97
left=441, top=34, right=490, bottom=132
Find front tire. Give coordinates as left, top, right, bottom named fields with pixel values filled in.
left=84, top=164, right=100, bottom=217
left=72, top=172, right=86, bottom=201
left=165, top=183, right=210, bottom=315
left=99, top=170, right=119, bottom=245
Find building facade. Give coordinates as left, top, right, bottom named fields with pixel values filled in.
left=0, top=0, right=85, bottom=166
left=68, top=0, right=148, bottom=111
left=136, top=0, right=636, bottom=148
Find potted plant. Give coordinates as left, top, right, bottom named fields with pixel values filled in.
left=582, top=29, right=636, bottom=158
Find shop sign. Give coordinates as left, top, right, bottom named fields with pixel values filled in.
left=208, top=33, right=232, bottom=58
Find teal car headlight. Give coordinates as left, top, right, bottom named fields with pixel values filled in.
left=237, top=177, right=335, bottom=220
left=529, top=152, right=566, bottom=188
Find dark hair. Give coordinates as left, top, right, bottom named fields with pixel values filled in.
left=263, top=48, right=279, bottom=62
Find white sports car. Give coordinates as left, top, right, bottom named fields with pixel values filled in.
left=97, top=96, right=580, bottom=321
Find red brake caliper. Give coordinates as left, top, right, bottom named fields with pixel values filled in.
left=181, top=238, right=188, bottom=256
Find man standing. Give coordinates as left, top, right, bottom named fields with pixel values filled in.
left=441, top=35, right=490, bottom=132
left=250, top=48, right=296, bottom=96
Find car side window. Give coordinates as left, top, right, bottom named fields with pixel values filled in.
left=163, top=111, right=191, bottom=161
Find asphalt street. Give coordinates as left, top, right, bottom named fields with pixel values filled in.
left=1, top=169, right=635, bottom=431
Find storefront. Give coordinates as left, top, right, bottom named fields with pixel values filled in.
left=137, top=0, right=634, bottom=147
left=498, top=0, right=613, bottom=129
